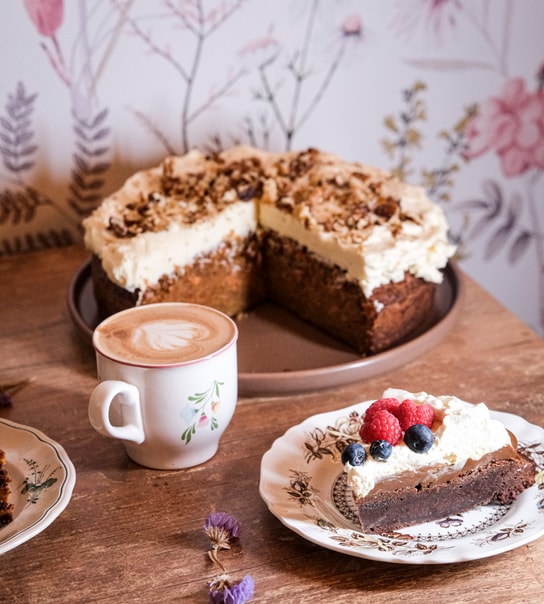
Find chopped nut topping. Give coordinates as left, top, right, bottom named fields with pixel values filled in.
left=104, top=147, right=406, bottom=245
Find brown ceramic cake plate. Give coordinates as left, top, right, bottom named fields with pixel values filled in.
left=67, top=259, right=463, bottom=397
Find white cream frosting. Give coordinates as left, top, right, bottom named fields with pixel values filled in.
left=83, top=146, right=455, bottom=297
left=83, top=172, right=257, bottom=293
left=346, top=389, right=512, bottom=499
left=259, top=189, right=454, bottom=297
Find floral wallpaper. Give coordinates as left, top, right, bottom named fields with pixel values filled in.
left=1, top=0, right=543, bottom=337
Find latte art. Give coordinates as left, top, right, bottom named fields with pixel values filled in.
left=133, top=320, right=209, bottom=352
left=93, top=303, right=237, bottom=366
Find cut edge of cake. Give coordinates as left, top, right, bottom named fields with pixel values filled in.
left=354, top=446, right=536, bottom=534
left=0, top=448, right=14, bottom=527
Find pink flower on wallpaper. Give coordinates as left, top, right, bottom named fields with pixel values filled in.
left=391, top=0, right=462, bottom=44
left=341, top=14, right=363, bottom=38
left=464, top=78, right=544, bottom=177
left=238, top=34, right=281, bottom=69
left=24, top=0, right=64, bottom=37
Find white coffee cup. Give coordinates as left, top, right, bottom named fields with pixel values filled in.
left=88, top=302, right=238, bottom=469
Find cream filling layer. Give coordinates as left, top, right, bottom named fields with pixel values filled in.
left=346, top=389, right=512, bottom=499
left=260, top=196, right=455, bottom=297
left=84, top=200, right=257, bottom=294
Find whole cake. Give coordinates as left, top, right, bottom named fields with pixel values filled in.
left=342, top=388, right=537, bottom=533
left=0, top=448, right=13, bottom=526
left=83, top=147, right=456, bottom=355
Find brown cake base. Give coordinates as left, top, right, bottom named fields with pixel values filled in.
left=263, top=232, right=436, bottom=354
left=91, top=233, right=266, bottom=320
left=91, top=231, right=438, bottom=355
left=355, top=452, right=536, bottom=534
left=0, top=449, right=13, bottom=527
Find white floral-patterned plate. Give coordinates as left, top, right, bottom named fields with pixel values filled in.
left=259, top=402, right=544, bottom=564
left=0, top=419, right=76, bottom=554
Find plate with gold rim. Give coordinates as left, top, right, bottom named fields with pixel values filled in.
left=259, top=401, right=544, bottom=564
left=0, top=419, right=76, bottom=554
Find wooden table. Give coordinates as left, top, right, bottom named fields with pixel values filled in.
left=1, top=245, right=543, bottom=603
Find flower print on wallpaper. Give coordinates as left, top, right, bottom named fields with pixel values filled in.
left=114, top=0, right=249, bottom=156
left=230, top=0, right=363, bottom=151
left=0, top=0, right=126, bottom=254
left=382, top=0, right=544, bottom=335
left=463, top=77, right=544, bottom=177
left=459, top=74, right=544, bottom=329
left=116, top=0, right=357, bottom=155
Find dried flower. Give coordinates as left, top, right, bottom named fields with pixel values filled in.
left=209, top=574, right=255, bottom=604
left=204, top=512, right=242, bottom=551
left=0, top=391, right=12, bottom=408
left=203, top=512, right=254, bottom=602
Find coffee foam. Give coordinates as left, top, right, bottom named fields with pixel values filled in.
left=93, top=303, right=237, bottom=366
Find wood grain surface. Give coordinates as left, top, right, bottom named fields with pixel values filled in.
left=0, top=245, right=543, bottom=603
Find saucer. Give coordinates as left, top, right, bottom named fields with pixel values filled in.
left=0, top=419, right=76, bottom=554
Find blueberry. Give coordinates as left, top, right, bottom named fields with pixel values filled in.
left=369, top=439, right=393, bottom=461
left=404, top=424, right=434, bottom=453
left=341, top=442, right=367, bottom=466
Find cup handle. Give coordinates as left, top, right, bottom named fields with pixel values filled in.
left=88, top=380, right=145, bottom=444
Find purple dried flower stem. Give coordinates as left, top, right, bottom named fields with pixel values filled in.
left=204, top=512, right=242, bottom=572
left=208, top=547, right=227, bottom=573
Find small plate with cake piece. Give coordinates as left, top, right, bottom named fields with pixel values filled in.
left=0, top=419, right=76, bottom=554
left=67, top=260, right=463, bottom=397
left=259, top=401, right=544, bottom=564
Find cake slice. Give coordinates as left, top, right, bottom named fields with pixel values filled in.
left=84, top=147, right=269, bottom=318
left=0, top=448, right=13, bottom=526
left=83, top=146, right=456, bottom=355
left=258, top=148, right=450, bottom=353
left=342, top=389, right=537, bottom=533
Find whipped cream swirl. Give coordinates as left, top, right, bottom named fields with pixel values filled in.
left=346, top=388, right=512, bottom=499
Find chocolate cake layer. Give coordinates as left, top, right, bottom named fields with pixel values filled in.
left=91, top=255, right=138, bottom=318
left=263, top=232, right=436, bottom=354
left=356, top=452, right=536, bottom=533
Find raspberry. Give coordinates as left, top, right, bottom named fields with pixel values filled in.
left=395, top=399, right=419, bottom=431
left=394, top=399, right=435, bottom=430
left=415, top=403, right=434, bottom=428
left=364, top=398, right=400, bottom=423
left=360, top=410, right=402, bottom=445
